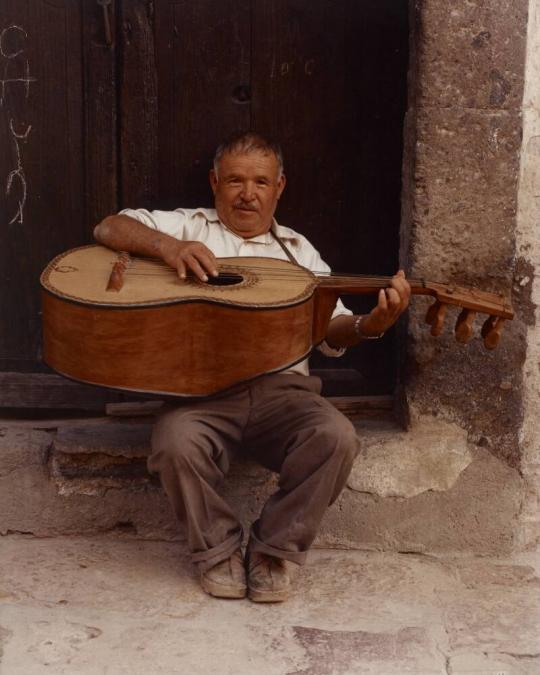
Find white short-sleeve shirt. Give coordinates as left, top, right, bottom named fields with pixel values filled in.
left=119, top=206, right=352, bottom=376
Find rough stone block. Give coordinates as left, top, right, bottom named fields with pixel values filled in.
left=411, top=108, right=522, bottom=283
left=0, top=428, right=177, bottom=539
left=348, top=417, right=472, bottom=498
left=403, top=107, right=529, bottom=469
left=418, top=0, right=528, bottom=111
left=405, top=306, right=526, bottom=468
left=320, top=445, right=523, bottom=555
left=54, top=423, right=153, bottom=457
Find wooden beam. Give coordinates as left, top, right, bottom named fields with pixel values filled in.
left=0, top=372, right=125, bottom=409
left=0, top=372, right=394, bottom=418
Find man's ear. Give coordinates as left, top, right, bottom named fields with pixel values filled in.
left=277, top=173, right=286, bottom=199
left=209, top=169, right=218, bottom=195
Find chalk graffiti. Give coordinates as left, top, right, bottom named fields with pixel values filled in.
left=1, top=25, right=35, bottom=225
left=0, top=25, right=27, bottom=58
left=6, top=119, right=31, bottom=225
left=0, top=57, right=34, bottom=106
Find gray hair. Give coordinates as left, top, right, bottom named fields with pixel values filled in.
left=213, top=131, right=284, bottom=178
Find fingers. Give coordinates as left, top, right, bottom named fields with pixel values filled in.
left=183, top=254, right=209, bottom=282
left=364, top=271, right=411, bottom=335
left=183, top=253, right=218, bottom=282
left=385, top=287, right=401, bottom=309
left=377, top=288, right=387, bottom=311
left=174, top=242, right=219, bottom=282
left=389, top=270, right=411, bottom=309
left=176, top=258, right=187, bottom=279
left=196, top=248, right=219, bottom=278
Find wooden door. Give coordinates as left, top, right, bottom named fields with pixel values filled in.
left=0, top=0, right=408, bottom=406
left=0, top=0, right=117, bottom=372
left=121, top=0, right=409, bottom=394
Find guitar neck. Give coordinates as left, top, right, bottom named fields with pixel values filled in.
left=316, top=274, right=514, bottom=319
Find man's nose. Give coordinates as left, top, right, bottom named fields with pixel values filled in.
left=240, top=181, right=256, bottom=201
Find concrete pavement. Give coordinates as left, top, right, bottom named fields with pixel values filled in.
left=1, top=535, right=539, bottom=674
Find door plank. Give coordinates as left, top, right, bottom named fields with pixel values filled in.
left=251, top=0, right=409, bottom=392
left=82, top=0, right=118, bottom=226
left=118, top=0, right=159, bottom=208
left=152, top=0, right=251, bottom=210
left=0, top=372, right=127, bottom=409
left=0, top=0, right=86, bottom=370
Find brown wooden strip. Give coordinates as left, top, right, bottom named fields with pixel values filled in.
left=0, top=373, right=125, bottom=409
left=105, top=401, right=165, bottom=417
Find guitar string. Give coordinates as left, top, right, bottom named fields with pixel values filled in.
left=119, top=259, right=504, bottom=303
left=124, top=269, right=396, bottom=280
left=127, top=264, right=397, bottom=280
left=123, top=263, right=416, bottom=285
left=103, top=259, right=507, bottom=302
left=121, top=270, right=425, bottom=288
left=127, top=258, right=405, bottom=280
left=116, top=270, right=505, bottom=308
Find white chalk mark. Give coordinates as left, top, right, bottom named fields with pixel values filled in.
left=6, top=119, right=32, bottom=225
left=0, top=25, right=28, bottom=59
left=0, top=59, right=35, bottom=106
left=1, top=25, right=35, bottom=225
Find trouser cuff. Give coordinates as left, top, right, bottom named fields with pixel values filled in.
left=247, top=523, right=308, bottom=566
left=191, top=529, right=243, bottom=573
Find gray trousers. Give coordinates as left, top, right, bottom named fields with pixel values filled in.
left=148, top=374, right=358, bottom=572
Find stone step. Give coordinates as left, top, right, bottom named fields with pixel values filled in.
left=0, top=412, right=523, bottom=554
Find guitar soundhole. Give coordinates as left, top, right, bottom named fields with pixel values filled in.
left=207, top=273, right=244, bottom=286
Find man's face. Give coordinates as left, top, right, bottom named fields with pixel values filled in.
left=209, top=150, right=286, bottom=238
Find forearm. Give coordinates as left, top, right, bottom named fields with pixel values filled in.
left=94, top=214, right=218, bottom=281
left=93, top=215, right=179, bottom=260
left=325, top=314, right=382, bottom=348
left=326, top=271, right=412, bottom=348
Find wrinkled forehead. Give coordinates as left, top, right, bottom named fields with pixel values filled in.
left=215, top=148, right=283, bottom=176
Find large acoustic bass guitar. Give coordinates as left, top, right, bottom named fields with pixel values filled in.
left=40, top=245, right=514, bottom=397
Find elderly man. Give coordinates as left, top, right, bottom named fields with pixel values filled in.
left=94, top=132, right=410, bottom=602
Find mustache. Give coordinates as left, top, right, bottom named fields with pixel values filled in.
left=233, top=202, right=257, bottom=211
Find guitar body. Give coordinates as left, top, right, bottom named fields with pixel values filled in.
left=41, top=246, right=323, bottom=397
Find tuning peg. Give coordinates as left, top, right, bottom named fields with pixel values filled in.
left=455, top=309, right=476, bottom=343
left=482, top=316, right=505, bottom=350
left=425, top=300, right=447, bottom=336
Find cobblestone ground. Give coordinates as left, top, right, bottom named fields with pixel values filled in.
left=0, top=535, right=539, bottom=674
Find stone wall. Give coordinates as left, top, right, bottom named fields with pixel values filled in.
left=516, top=0, right=540, bottom=550
left=401, top=0, right=530, bottom=467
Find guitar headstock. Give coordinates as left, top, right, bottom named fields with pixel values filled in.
left=422, top=282, right=514, bottom=350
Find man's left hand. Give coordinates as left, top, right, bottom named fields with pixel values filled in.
left=357, top=270, right=411, bottom=337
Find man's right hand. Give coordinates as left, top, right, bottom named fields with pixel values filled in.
left=94, top=215, right=219, bottom=283
left=161, top=240, right=219, bottom=282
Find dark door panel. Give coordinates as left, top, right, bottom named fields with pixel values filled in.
left=251, top=0, right=408, bottom=392
left=150, top=0, right=251, bottom=210
left=0, top=0, right=117, bottom=373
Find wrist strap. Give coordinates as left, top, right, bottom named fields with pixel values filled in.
left=354, top=315, right=384, bottom=340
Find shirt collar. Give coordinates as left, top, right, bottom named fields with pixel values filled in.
left=198, top=208, right=299, bottom=244
left=194, top=207, right=220, bottom=222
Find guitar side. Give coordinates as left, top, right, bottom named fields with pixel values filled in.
left=40, top=246, right=319, bottom=397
